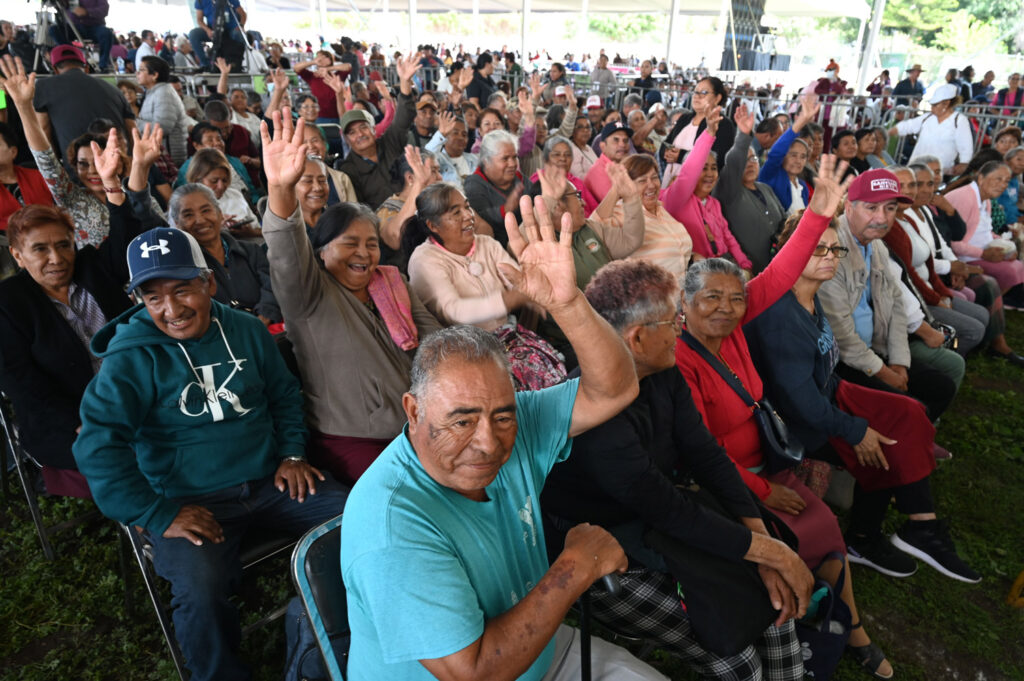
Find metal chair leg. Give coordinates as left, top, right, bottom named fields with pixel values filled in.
left=120, top=524, right=189, bottom=681
left=5, top=433, right=54, bottom=560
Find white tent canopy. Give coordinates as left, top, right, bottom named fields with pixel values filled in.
left=251, top=0, right=868, bottom=21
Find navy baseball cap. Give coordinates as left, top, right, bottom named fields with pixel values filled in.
left=600, top=120, right=630, bottom=139
left=127, top=228, right=207, bottom=291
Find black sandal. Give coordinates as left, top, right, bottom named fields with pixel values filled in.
left=847, top=622, right=893, bottom=680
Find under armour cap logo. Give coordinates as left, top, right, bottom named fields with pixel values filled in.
left=139, top=239, right=170, bottom=258
left=870, top=179, right=898, bottom=192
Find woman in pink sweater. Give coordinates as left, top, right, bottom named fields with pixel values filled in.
left=662, top=108, right=753, bottom=274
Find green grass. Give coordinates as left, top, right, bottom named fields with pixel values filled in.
left=2, top=323, right=1023, bottom=681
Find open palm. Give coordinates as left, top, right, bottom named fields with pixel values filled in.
left=808, top=153, right=854, bottom=218
left=499, top=195, right=578, bottom=311
left=261, top=109, right=309, bottom=188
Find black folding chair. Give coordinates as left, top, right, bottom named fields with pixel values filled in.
left=120, top=522, right=297, bottom=681
left=0, top=393, right=100, bottom=560
left=290, top=513, right=348, bottom=680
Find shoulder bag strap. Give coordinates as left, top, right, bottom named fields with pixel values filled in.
left=678, top=329, right=757, bottom=408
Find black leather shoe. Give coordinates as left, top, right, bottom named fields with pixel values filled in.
left=988, top=348, right=1024, bottom=367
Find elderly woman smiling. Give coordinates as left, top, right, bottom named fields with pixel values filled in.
left=464, top=130, right=534, bottom=247
left=404, top=184, right=567, bottom=390
left=674, top=157, right=903, bottom=678
left=168, top=184, right=281, bottom=324
left=261, top=112, right=441, bottom=483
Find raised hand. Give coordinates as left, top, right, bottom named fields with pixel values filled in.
left=0, top=55, right=36, bottom=107
left=215, top=56, right=231, bottom=74
left=130, top=123, right=164, bottom=170
left=272, top=67, right=290, bottom=91
left=90, top=128, right=124, bottom=184
left=606, top=161, right=639, bottom=201
left=563, top=83, right=576, bottom=108
left=499, top=195, right=579, bottom=312
left=705, top=105, right=723, bottom=136
left=457, top=65, right=474, bottom=91
left=261, top=108, right=309, bottom=190
left=321, top=69, right=344, bottom=94
left=795, top=92, right=821, bottom=130
left=437, top=110, right=456, bottom=138
left=807, top=153, right=854, bottom=218
left=404, top=144, right=432, bottom=188
left=537, top=164, right=568, bottom=200
left=518, top=88, right=534, bottom=119
left=373, top=79, right=392, bottom=100
left=734, top=103, right=754, bottom=136
left=395, top=53, right=420, bottom=84
left=528, top=72, right=543, bottom=100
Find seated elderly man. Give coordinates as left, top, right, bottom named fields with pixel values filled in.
left=341, top=197, right=667, bottom=681
left=72, top=227, right=348, bottom=681
left=0, top=198, right=141, bottom=493
left=336, top=54, right=418, bottom=209
left=584, top=121, right=633, bottom=203
left=818, top=169, right=959, bottom=422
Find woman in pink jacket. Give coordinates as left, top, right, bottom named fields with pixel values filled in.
left=946, top=160, right=1024, bottom=304
left=662, top=107, right=753, bottom=274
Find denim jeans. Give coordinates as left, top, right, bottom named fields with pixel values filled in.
left=188, top=26, right=246, bottom=69
left=146, top=473, right=349, bottom=681
left=50, top=23, right=114, bottom=69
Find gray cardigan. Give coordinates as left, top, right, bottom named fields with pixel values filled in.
left=712, top=131, right=785, bottom=274
left=137, top=82, right=189, bottom=165
left=817, top=215, right=911, bottom=376
left=263, top=205, right=441, bottom=438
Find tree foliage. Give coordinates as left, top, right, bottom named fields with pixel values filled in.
left=587, top=13, right=658, bottom=42
left=882, top=0, right=960, bottom=44
left=933, top=9, right=1007, bottom=54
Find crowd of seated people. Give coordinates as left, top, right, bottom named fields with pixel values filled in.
left=2, top=30, right=1024, bottom=681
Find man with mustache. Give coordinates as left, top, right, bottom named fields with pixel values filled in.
left=818, top=169, right=960, bottom=421
left=72, top=226, right=348, bottom=681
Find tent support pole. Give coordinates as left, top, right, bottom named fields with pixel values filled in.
left=408, top=0, right=416, bottom=54
left=520, top=0, right=530, bottom=67
left=857, top=0, right=886, bottom=93
left=665, top=0, right=679, bottom=66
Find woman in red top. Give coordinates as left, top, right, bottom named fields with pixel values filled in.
left=0, top=124, right=53, bottom=231
left=675, top=155, right=895, bottom=680
left=293, top=50, right=352, bottom=124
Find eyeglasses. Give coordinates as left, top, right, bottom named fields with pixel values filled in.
left=811, top=245, right=850, bottom=258
left=646, top=313, right=684, bottom=333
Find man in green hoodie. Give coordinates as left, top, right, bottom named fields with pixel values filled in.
left=72, top=226, right=348, bottom=681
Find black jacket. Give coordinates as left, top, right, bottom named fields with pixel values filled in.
left=659, top=112, right=735, bottom=172
left=0, top=202, right=141, bottom=468
left=542, top=367, right=760, bottom=563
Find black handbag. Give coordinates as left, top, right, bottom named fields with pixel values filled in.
left=643, top=485, right=800, bottom=656
left=679, top=330, right=804, bottom=473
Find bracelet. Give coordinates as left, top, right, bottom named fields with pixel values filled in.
left=283, top=455, right=306, bottom=464
left=102, top=186, right=125, bottom=194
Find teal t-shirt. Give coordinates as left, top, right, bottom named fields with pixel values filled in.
left=340, top=378, right=579, bottom=681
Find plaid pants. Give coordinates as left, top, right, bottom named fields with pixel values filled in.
left=588, top=567, right=804, bottom=681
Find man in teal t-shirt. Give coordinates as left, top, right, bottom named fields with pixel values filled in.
left=339, top=193, right=665, bottom=681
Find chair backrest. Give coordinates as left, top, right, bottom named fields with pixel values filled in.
left=291, top=513, right=347, bottom=681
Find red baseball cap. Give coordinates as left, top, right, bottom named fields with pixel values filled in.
left=50, top=44, right=86, bottom=66
left=847, top=169, right=913, bottom=204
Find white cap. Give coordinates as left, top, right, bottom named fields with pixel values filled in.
left=555, top=85, right=566, bottom=96
left=648, top=102, right=666, bottom=114
left=930, top=83, right=959, bottom=104
left=586, top=95, right=602, bottom=109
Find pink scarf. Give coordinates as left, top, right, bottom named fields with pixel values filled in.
left=366, top=265, right=419, bottom=351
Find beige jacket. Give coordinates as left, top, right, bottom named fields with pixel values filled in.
left=263, top=206, right=441, bottom=438
left=818, top=214, right=911, bottom=375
